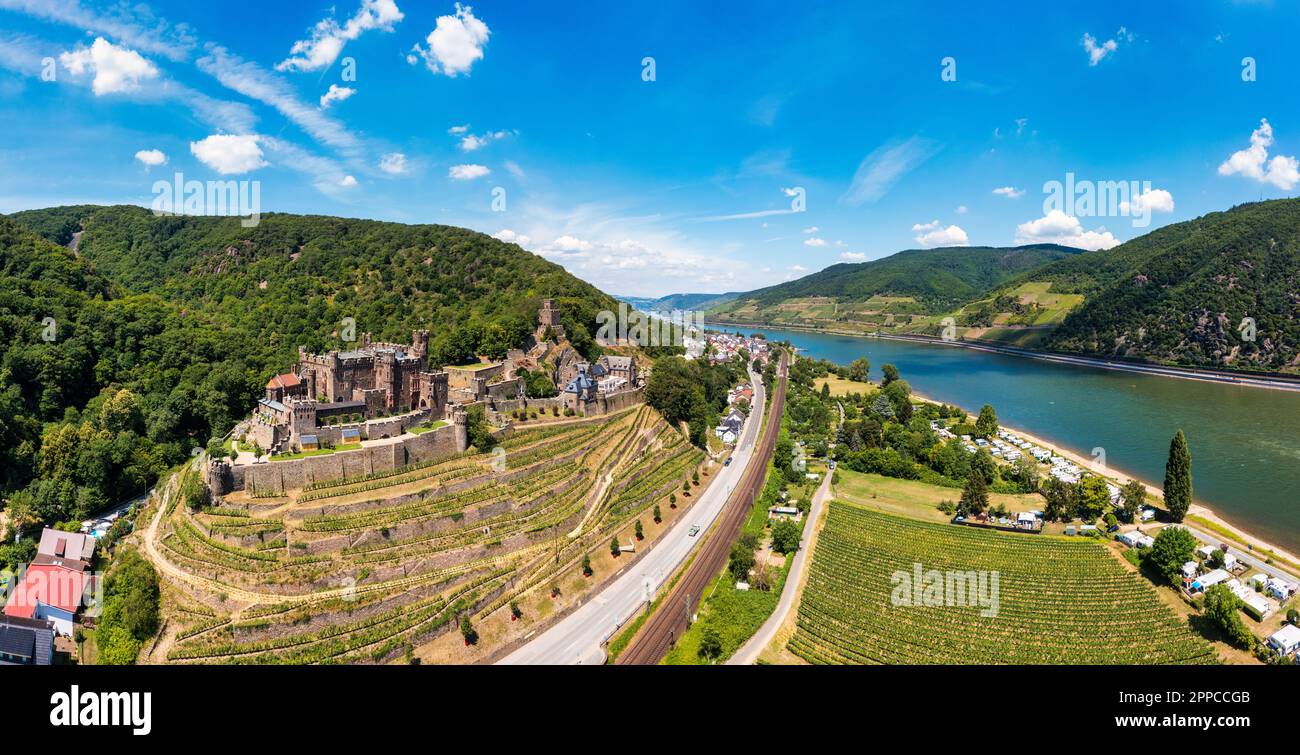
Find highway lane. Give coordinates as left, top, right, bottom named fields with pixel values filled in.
left=498, top=369, right=767, bottom=665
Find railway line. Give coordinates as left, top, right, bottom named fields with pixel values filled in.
left=616, top=351, right=789, bottom=665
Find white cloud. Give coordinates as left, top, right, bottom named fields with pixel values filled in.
left=1014, top=210, right=1119, bottom=251
left=839, top=251, right=867, bottom=262
left=319, top=84, right=355, bottom=108
left=197, top=46, right=360, bottom=154
left=550, top=235, right=593, bottom=252
left=134, top=148, right=167, bottom=167
left=459, top=129, right=512, bottom=151
left=448, top=123, right=470, bottom=134
left=955, top=205, right=968, bottom=214
left=1218, top=118, right=1299, bottom=190
left=493, top=229, right=531, bottom=247
left=190, top=134, right=266, bottom=175
left=448, top=163, right=489, bottom=180
left=912, top=220, right=969, bottom=247
left=408, top=3, right=490, bottom=77
left=1082, top=32, right=1118, bottom=65
left=790, top=265, right=808, bottom=272
left=992, top=186, right=1024, bottom=198
left=1119, top=187, right=1175, bottom=215
left=379, top=152, right=408, bottom=174
left=803, top=237, right=827, bottom=247
left=802, top=226, right=819, bottom=234
left=277, top=0, right=404, bottom=73
left=504, top=160, right=525, bottom=179
left=841, top=137, right=941, bottom=206
left=339, top=175, right=358, bottom=187
left=59, top=37, right=158, bottom=95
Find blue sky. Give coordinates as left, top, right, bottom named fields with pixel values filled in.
left=1, top=0, right=1297, bottom=297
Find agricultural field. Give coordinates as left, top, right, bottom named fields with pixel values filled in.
left=144, top=405, right=706, bottom=664
left=788, top=503, right=1218, bottom=664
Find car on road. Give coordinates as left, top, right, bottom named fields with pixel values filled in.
left=828, top=460, right=836, bottom=470
left=724, top=457, right=733, bottom=466
left=688, top=525, right=700, bottom=537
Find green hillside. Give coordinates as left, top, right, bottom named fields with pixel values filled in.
left=708, top=244, right=1080, bottom=332
left=1033, top=200, right=1300, bottom=372
left=0, top=205, right=618, bottom=529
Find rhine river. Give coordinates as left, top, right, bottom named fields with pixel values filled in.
left=741, top=325, right=1300, bottom=553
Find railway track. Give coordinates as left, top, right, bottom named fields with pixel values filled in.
left=616, top=351, right=789, bottom=665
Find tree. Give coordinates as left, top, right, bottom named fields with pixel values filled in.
left=682, top=479, right=690, bottom=495
left=1120, top=479, right=1146, bottom=521
left=820, top=382, right=831, bottom=401
left=698, top=627, right=723, bottom=660
left=1203, top=584, right=1253, bottom=649
left=771, top=518, right=801, bottom=554
left=669, top=493, right=677, bottom=509
left=1075, top=476, right=1111, bottom=522
left=581, top=554, right=592, bottom=576
left=959, top=472, right=989, bottom=515
left=970, top=449, right=997, bottom=486
left=975, top=404, right=998, bottom=437
left=880, top=363, right=899, bottom=387
left=848, top=357, right=870, bottom=382
left=1164, top=430, right=1192, bottom=521
left=692, top=469, right=700, bottom=486
left=1042, top=476, right=1073, bottom=521
left=634, top=519, right=644, bottom=540
left=728, top=541, right=755, bottom=581
left=610, top=536, right=621, bottom=557
left=459, top=615, right=478, bottom=646
left=251, top=441, right=264, bottom=462
left=653, top=504, right=662, bottom=523
left=1149, top=525, right=1197, bottom=584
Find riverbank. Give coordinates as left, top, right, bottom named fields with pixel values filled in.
left=710, top=320, right=1300, bottom=393
left=907, top=384, right=1300, bottom=580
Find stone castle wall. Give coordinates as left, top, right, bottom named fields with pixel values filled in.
left=232, top=422, right=462, bottom=495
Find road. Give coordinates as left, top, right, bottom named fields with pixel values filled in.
left=1177, top=522, right=1300, bottom=584
left=498, top=368, right=768, bottom=665
left=728, top=469, right=831, bottom=665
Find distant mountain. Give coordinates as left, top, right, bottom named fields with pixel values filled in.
left=709, top=200, right=1300, bottom=374
left=617, top=291, right=740, bottom=313
left=708, top=244, right=1081, bottom=331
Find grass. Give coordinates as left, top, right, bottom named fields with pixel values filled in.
left=833, top=468, right=1041, bottom=523
left=813, top=376, right=872, bottom=397
left=410, top=421, right=448, bottom=434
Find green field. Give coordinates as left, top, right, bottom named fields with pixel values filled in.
left=789, top=503, right=1217, bottom=664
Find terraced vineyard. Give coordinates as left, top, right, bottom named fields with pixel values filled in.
left=789, top=504, right=1218, bottom=665
left=147, top=405, right=706, bottom=664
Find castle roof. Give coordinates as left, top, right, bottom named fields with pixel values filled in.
left=266, top=373, right=302, bottom=390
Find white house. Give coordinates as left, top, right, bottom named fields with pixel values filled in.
left=1193, top=568, right=1232, bottom=591
left=1266, top=577, right=1296, bottom=601
left=1196, top=545, right=1217, bottom=560
left=1223, top=553, right=1238, bottom=569
left=1181, top=561, right=1198, bottom=579
left=1268, top=624, right=1300, bottom=655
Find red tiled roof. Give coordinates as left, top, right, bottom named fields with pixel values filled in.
left=2, top=565, right=92, bottom=618
left=266, top=373, right=302, bottom=390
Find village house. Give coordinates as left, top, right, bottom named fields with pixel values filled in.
left=0, top=615, right=56, bottom=665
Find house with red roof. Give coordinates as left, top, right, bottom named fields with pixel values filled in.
left=2, top=564, right=96, bottom=636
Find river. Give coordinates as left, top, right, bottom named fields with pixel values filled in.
left=738, top=325, right=1300, bottom=553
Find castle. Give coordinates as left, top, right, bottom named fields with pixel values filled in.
left=245, top=299, right=643, bottom=458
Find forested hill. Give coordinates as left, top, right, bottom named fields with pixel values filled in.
left=0, top=205, right=617, bottom=533
left=717, top=243, right=1080, bottom=314
left=1029, top=200, right=1300, bottom=372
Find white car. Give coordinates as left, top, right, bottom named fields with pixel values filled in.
left=688, top=525, right=701, bottom=537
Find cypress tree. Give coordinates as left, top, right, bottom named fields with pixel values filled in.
left=1163, top=429, right=1192, bottom=521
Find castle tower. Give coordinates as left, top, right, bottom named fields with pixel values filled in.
left=290, top=399, right=317, bottom=438
left=411, top=329, right=429, bottom=362
left=539, top=299, right=559, bottom=328
left=451, top=407, right=469, bottom=453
